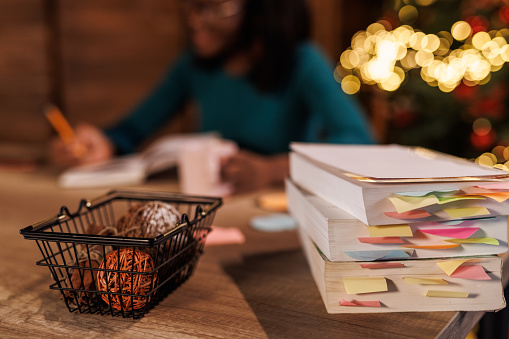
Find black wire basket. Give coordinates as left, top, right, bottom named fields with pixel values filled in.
left=19, top=189, right=222, bottom=319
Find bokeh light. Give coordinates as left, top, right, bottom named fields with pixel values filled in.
left=338, top=17, right=509, bottom=94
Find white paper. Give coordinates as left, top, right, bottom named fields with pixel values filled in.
left=290, top=143, right=504, bottom=180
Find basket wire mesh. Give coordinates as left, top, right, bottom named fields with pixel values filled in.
left=19, top=190, right=222, bottom=319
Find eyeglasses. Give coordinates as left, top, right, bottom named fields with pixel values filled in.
left=182, top=0, right=243, bottom=22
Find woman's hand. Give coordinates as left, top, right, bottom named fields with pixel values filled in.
left=221, top=150, right=289, bottom=194
left=49, top=123, right=115, bottom=168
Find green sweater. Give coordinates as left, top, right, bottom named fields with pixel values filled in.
left=106, top=43, right=373, bottom=155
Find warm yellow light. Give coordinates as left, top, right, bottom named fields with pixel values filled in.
left=415, top=49, right=434, bottom=66
left=416, top=0, right=437, bottom=5
left=451, top=21, right=472, bottom=41
left=341, top=75, right=361, bottom=95
left=472, top=32, right=491, bottom=50
left=409, top=32, right=426, bottom=50
left=500, top=44, right=509, bottom=62
left=400, top=50, right=417, bottom=69
left=367, top=22, right=386, bottom=35
left=422, top=34, right=440, bottom=51
left=393, top=26, right=413, bottom=45
left=399, top=5, right=419, bottom=24
left=379, top=72, right=401, bottom=91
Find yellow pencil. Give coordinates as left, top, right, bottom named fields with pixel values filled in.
left=44, top=104, right=86, bottom=158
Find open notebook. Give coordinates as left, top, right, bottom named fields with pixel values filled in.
left=58, top=133, right=236, bottom=191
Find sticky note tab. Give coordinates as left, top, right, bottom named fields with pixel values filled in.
left=438, top=220, right=467, bottom=226
left=450, top=265, right=491, bottom=280
left=474, top=192, right=509, bottom=202
left=437, top=259, right=470, bottom=276
left=475, top=183, right=509, bottom=190
left=358, top=237, right=403, bottom=244
left=205, top=226, right=246, bottom=246
left=396, top=190, right=456, bottom=197
left=418, top=227, right=479, bottom=239
left=360, top=263, right=405, bottom=269
left=445, top=237, right=499, bottom=245
left=426, top=290, right=469, bottom=298
left=385, top=210, right=431, bottom=219
left=402, top=244, right=460, bottom=249
left=389, top=195, right=439, bottom=213
left=437, top=196, right=485, bottom=204
left=344, top=250, right=412, bottom=261
left=402, top=277, right=448, bottom=285
left=342, top=277, right=388, bottom=294
left=368, top=225, right=413, bottom=237
left=443, top=207, right=490, bottom=219
left=339, top=299, right=381, bottom=307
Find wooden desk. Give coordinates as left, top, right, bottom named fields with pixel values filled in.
left=0, top=168, right=504, bottom=338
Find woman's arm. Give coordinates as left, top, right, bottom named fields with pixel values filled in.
left=105, top=52, right=193, bottom=154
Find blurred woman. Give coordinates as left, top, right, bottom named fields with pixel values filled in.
left=51, top=0, right=374, bottom=193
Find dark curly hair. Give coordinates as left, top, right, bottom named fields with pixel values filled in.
left=194, top=0, right=311, bottom=93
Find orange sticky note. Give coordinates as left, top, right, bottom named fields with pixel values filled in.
left=358, top=237, right=403, bottom=244
left=474, top=192, right=509, bottom=202
left=402, top=244, right=460, bottom=249
left=339, top=299, right=381, bottom=307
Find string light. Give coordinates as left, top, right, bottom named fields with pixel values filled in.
left=338, top=20, right=509, bottom=94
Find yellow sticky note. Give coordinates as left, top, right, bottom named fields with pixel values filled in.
left=445, top=237, right=500, bottom=245
left=368, top=225, right=413, bottom=237
left=436, top=259, right=470, bottom=276
left=342, top=277, right=388, bottom=294
left=442, top=207, right=490, bottom=219
left=403, top=277, right=448, bottom=285
left=389, top=195, right=439, bottom=213
left=425, top=290, right=469, bottom=298
left=437, top=196, right=485, bottom=204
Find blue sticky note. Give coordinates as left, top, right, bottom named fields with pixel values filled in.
left=250, top=213, right=297, bottom=232
left=344, top=250, right=412, bottom=261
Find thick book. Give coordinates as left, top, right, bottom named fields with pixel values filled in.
left=297, top=225, right=506, bottom=314
left=290, top=143, right=509, bottom=226
left=287, top=178, right=509, bottom=261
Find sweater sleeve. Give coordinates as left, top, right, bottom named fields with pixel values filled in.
left=104, top=53, right=192, bottom=154
left=296, top=44, right=374, bottom=145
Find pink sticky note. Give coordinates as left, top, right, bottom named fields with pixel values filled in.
left=475, top=183, right=509, bottom=190
left=205, top=226, right=246, bottom=246
left=418, top=227, right=479, bottom=239
left=340, top=299, right=381, bottom=307
left=385, top=210, right=431, bottom=219
left=358, top=237, right=404, bottom=244
left=360, top=263, right=405, bottom=269
left=450, top=265, right=491, bottom=280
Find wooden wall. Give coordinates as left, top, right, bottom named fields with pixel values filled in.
left=0, top=0, right=51, bottom=142
left=0, top=0, right=381, bottom=144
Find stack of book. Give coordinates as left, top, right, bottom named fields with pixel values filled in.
left=287, top=143, right=508, bottom=313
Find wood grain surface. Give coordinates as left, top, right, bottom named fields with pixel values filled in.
left=0, top=168, right=500, bottom=338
